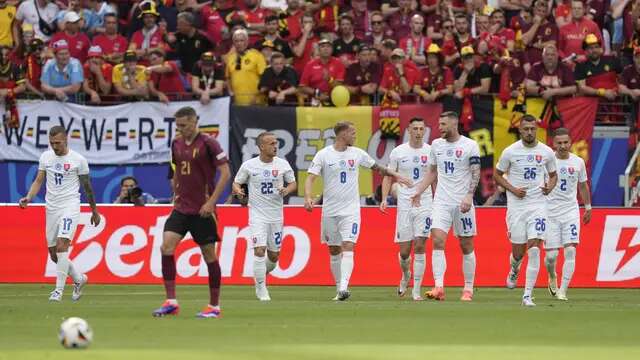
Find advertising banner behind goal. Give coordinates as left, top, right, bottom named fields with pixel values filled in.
left=0, top=205, right=638, bottom=287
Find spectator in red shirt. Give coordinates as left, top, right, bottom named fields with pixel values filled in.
left=414, top=43, right=454, bottom=103
left=83, top=46, right=113, bottom=104
left=350, top=0, right=372, bottom=39
left=310, top=0, right=341, bottom=35
left=618, top=47, right=640, bottom=100
left=22, top=38, right=45, bottom=97
left=488, top=9, right=515, bottom=53
left=525, top=44, right=576, bottom=100
left=92, top=13, right=128, bottom=65
left=278, top=0, right=304, bottom=42
left=379, top=48, right=418, bottom=102
left=200, top=0, right=230, bottom=45
left=474, top=13, right=491, bottom=38
left=520, top=0, right=558, bottom=65
left=333, top=15, right=362, bottom=67
left=299, top=38, right=346, bottom=105
left=50, top=12, right=91, bottom=63
left=612, top=0, right=639, bottom=58
left=226, top=0, right=270, bottom=44
left=363, top=11, right=392, bottom=52
left=344, top=45, right=382, bottom=104
left=426, top=0, right=454, bottom=42
left=292, top=12, right=320, bottom=75
left=192, top=52, right=225, bottom=104
left=387, top=0, right=419, bottom=41
left=129, top=4, right=167, bottom=64
left=558, top=0, right=602, bottom=63
left=443, top=14, right=474, bottom=67
left=399, top=14, right=430, bottom=66
left=146, top=49, right=186, bottom=103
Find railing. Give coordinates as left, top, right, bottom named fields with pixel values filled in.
left=624, top=143, right=640, bottom=207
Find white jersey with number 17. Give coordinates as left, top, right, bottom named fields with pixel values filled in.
left=38, top=149, right=89, bottom=211
left=429, top=136, right=481, bottom=205
left=308, top=145, right=376, bottom=217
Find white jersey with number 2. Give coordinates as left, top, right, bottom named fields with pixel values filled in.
left=38, top=149, right=89, bottom=211
left=429, top=136, right=481, bottom=205
left=547, top=153, right=587, bottom=218
left=308, top=145, right=376, bottom=217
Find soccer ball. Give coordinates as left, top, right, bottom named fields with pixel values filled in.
left=58, top=317, right=93, bottom=349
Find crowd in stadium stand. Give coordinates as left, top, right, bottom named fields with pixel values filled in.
left=1, top=0, right=639, bottom=107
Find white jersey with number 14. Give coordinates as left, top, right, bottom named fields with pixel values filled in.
left=429, top=136, right=481, bottom=205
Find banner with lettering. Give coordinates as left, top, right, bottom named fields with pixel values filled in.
left=0, top=98, right=230, bottom=164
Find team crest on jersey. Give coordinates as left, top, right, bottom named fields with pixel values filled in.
left=560, top=167, right=567, bottom=174
left=527, top=155, right=534, bottom=162
left=413, top=156, right=420, bottom=163
left=568, top=167, right=575, bottom=175
left=263, top=170, right=271, bottom=177
left=339, top=160, right=347, bottom=168
left=421, top=155, right=428, bottom=163
left=272, top=170, right=279, bottom=177
left=535, top=154, right=543, bottom=163
left=447, top=149, right=454, bottom=157
left=64, top=163, right=70, bottom=171
left=55, top=163, right=62, bottom=170
left=455, top=149, right=463, bottom=158
left=348, top=159, right=355, bottom=168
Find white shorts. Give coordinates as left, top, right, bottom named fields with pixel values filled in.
left=431, top=203, right=477, bottom=237
left=250, top=222, right=283, bottom=252
left=46, top=206, right=80, bottom=247
left=321, top=214, right=360, bottom=246
left=545, top=213, right=580, bottom=249
left=507, top=206, right=547, bottom=244
left=395, top=206, right=432, bottom=242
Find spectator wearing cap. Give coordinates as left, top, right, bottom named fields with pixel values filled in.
left=379, top=48, right=419, bottom=103
left=344, top=45, right=381, bottom=105
left=378, top=39, right=398, bottom=64
left=22, top=38, right=46, bottom=97
left=520, top=0, right=558, bottom=65
left=399, top=14, right=430, bottom=66
left=200, top=0, right=230, bottom=45
left=129, top=0, right=178, bottom=37
left=258, top=51, right=298, bottom=105
left=292, top=12, right=320, bottom=75
left=363, top=11, right=392, bottom=52
left=15, top=0, right=59, bottom=42
left=165, top=12, right=214, bottom=75
left=618, top=46, right=640, bottom=100
left=0, top=0, right=16, bottom=48
left=255, top=15, right=294, bottom=63
left=192, top=51, right=224, bottom=104
left=82, top=45, right=113, bottom=104
left=129, top=2, right=168, bottom=64
left=299, top=37, right=346, bottom=104
left=575, top=33, right=622, bottom=100
left=146, top=49, right=185, bottom=103
left=258, top=40, right=277, bottom=65
left=41, top=39, right=84, bottom=102
left=443, top=14, right=474, bottom=67
left=50, top=11, right=91, bottom=63
left=225, top=28, right=267, bottom=105
left=414, top=43, right=454, bottom=103
left=112, top=50, right=149, bottom=100
left=226, top=0, right=269, bottom=45
left=91, top=13, right=128, bottom=65
left=453, top=46, right=491, bottom=98
left=333, top=15, right=362, bottom=67
left=386, top=0, right=420, bottom=41
left=558, top=0, right=603, bottom=64
left=55, top=0, right=95, bottom=33
left=526, top=44, right=576, bottom=100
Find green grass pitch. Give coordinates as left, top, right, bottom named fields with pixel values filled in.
left=0, top=284, right=638, bottom=359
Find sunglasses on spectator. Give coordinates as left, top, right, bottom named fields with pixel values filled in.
left=372, top=21, right=383, bottom=25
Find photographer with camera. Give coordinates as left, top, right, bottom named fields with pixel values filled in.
left=113, top=176, right=156, bottom=206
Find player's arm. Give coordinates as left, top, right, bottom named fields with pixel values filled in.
left=410, top=164, right=437, bottom=207
left=494, top=168, right=526, bottom=198
left=371, top=163, right=413, bottom=187
left=304, top=173, right=318, bottom=212
left=232, top=181, right=246, bottom=198
left=279, top=181, right=297, bottom=197
left=461, top=161, right=481, bottom=213
left=380, top=175, right=393, bottom=213
left=579, top=181, right=592, bottom=224
left=19, top=170, right=45, bottom=208
left=541, top=170, right=558, bottom=195
left=79, top=174, right=101, bottom=226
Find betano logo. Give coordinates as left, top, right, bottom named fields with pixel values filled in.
left=596, top=216, right=640, bottom=281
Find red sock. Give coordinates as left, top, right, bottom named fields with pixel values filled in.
left=162, top=255, right=176, bottom=299
left=207, top=261, right=221, bottom=306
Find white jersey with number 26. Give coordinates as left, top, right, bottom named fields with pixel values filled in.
left=38, top=149, right=89, bottom=211
left=308, top=146, right=376, bottom=217
left=429, top=136, right=481, bottom=205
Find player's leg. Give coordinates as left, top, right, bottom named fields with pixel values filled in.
left=322, top=216, right=342, bottom=296
left=558, top=218, right=579, bottom=300
left=506, top=210, right=527, bottom=289
left=426, top=204, right=451, bottom=300
left=522, top=211, right=547, bottom=306
left=49, top=209, right=81, bottom=302
left=250, top=222, right=269, bottom=300
left=453, top=206, right=477, bottom=301
left=153, top=211, right=186, bottom=316
left=544, top=217, right=562, bottom=297
left=266, top=223, right=283, bottom=274
left=194, top=215, right=222, bottom=318
left=337, top=215, right=360, bottom=300
left=410, top=208, right=430, bottom=300
left=396, top=209, right=413, bottom=297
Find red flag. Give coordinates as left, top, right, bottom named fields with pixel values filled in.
left=461, top=88, right=474, bottom=132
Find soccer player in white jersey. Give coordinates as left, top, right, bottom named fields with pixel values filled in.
left=233, top=132, right=297, bottom=301
left=380, top=117, right=433, bottom=301
left=19, top=126, right=100, bottom=302
left=494, top=115, right=558, bottom=307
left=411, top=111, right=481, bottom=302
left=544, top=128, right=591, bottom=301
left=304, top=121, right=412, bottom=301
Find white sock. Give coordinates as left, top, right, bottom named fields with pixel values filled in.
left=413, top=253, right=426, bottom=295
left=545, top=249, right=558, bottom=277
left=432, top=250, right=446, bottom=288
left=510, top=253, right=523, bottom=274
left=266, top=258, right=277, bottom=274
left=55, top=252, right=70, bottom=290
left=524, top=247, right=540, bottom=298
left=398, top=252, right=410, bottom=275
left=339, top=251, right=354, bottom=292
left=67, top=262, right=82, bottom=283
left=462, top=252, right=476, bottom=291
left=253, top=255, right=266, bottom=286
left=330, top=254, right=342, bottom=290
left=560, top=247, right=576, bottom=293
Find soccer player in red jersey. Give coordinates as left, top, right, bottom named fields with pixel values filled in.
left=152, top=106, right=231, bottom=318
